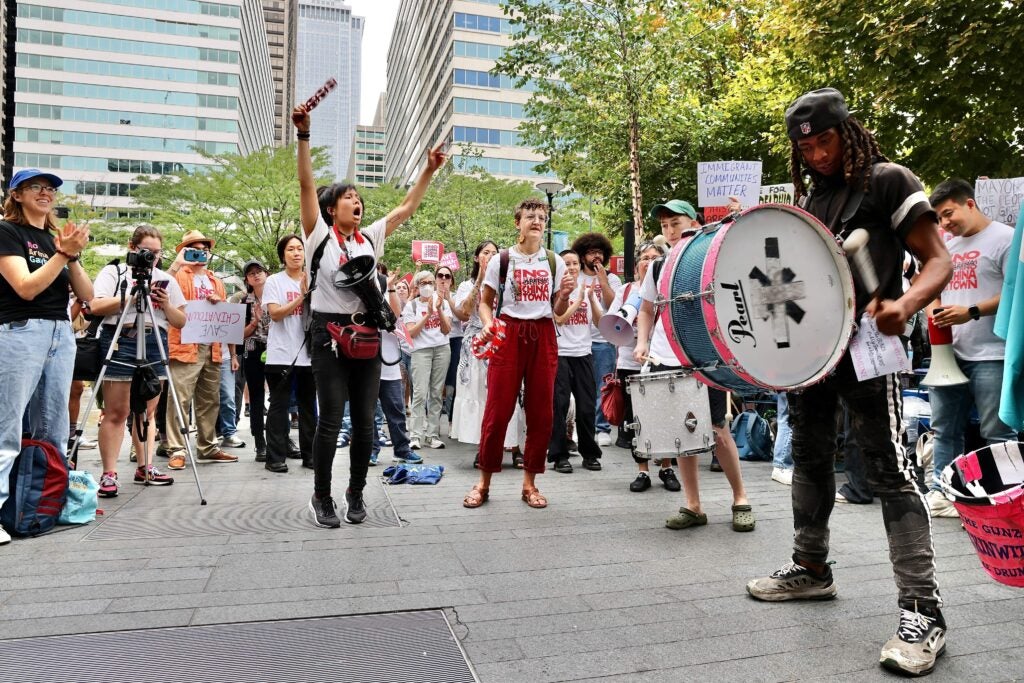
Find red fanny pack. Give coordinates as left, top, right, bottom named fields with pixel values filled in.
left=326, top=322, right=380, bottom=360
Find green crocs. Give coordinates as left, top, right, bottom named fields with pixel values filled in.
left=666, top=507, right=708, bottom=530
left=732, top=504, right=756, bottom=532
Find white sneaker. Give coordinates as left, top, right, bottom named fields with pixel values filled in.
left=834, top=492, right=850, bottom=504
left=426, top=437, right=446, bottom=449
left=926, top=489, right=958, bottom=518
left=78, top=437, right=97, bottom=450
left=771, top=467, right=793, bottom=486
left=0, top=524, right=10, bottom=545
left=409, top=437, right=421, bottom=450
left=596, top=432, right=612, bottom=447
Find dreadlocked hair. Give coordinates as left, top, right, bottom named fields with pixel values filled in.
left=790, top=116, right=890, bottom=201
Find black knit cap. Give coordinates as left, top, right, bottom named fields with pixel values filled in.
left=785, top=88, right=850, bottom=141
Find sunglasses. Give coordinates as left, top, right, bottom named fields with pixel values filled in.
left=436, top=272, right=453, bottom=280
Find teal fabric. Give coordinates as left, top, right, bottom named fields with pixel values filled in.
left=994, top=201, right=1024, bottom=430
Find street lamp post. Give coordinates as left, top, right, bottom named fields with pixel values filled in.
left=535, top=180, right=564, bottom=250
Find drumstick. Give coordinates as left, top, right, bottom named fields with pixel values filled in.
left=300, top=78, right=338, bottom=112
left=842, top=228, right=880, bottom=299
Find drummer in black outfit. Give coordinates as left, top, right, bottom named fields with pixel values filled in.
left=294, top=105, right=446, bottom=527
left=746, top=88, right=952, bottom=677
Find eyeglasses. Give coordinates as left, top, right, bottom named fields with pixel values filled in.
left=436, top=273, right=453, bottom=280
left=24, top=184, right=57, bottom=195
left=419, top=280, right=435, bottom=286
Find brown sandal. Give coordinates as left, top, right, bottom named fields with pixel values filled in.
left=463, top=484, right=489, bottom=508
left=521, top=486, right=547, bottom=509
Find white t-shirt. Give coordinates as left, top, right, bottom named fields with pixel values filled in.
left=454, top=280, right=481, bottom=328
left=581, top=271, right=621, bottom=344
left=262, top=271, right=310, bottom=366
left=192, top=273, right=214, bottom=301
left=304, top=213, right=387, bottom=315
left=482, top=245, right=566, bottom=320
left=381, top=334, right=403, bottom=381
left=942, top=221, right=1014, bottom=361
left=93, top=264, right=185, bottom=330
left=610, top=282, right=641, bottom=371
left=556, top=284, right=593, bottom=357
left=639, top=260, right=680, bottom=367
left=402, top=296, right=452, bottom=350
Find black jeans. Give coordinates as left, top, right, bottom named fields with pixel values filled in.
left=310, top=325, right=381, bottom=497
left=265, top=364, right=315, bottom=465
left=789, top=354, right=940, bottom=609
left=548, top=355, right=601, bottom=461
left=836, top=399, right=875, bottom=503
left=243, top=348, right=266, bottom=447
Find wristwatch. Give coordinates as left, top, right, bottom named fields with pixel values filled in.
left=968, top=305, right=981, bottom=320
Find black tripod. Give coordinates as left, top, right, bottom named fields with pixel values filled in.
left=70, top=263, right=207, bottom=505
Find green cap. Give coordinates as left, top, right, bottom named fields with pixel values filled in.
left=649, top=199, right=696, bottom=220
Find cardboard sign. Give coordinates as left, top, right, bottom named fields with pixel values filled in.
left=181, top=301, right=246, bottom=345
left=609, top=255, right=625, bottom=276
left=975, top=177, right=1024, bottom=227
left=439, top=251, right=460, bottom=272
left=412, top=240, right=444, bottom=264
left=697, top=161, right=763, bottom=207
left=759, top=183, right=796, bottom=205
left=703, top=206, right=730, bottom=223
left=848, top=314, right=911, bottom=381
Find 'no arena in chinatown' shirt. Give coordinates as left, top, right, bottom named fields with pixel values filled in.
left=482, top=245, right=567, bottom=320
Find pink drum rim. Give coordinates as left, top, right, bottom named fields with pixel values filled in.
left=700, top=203, right=856, bottom=392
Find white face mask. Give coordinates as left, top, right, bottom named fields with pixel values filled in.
left=419, top=284, right=434, bottom=299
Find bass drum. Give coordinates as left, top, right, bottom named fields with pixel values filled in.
left=658, top=204, right=855, bottom=393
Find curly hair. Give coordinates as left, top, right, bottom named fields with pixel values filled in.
left=571, top=232, right=613, bottom=266
left=513, top=197, right=548, bottom=223
left=790, top=116, right=889, bottom=201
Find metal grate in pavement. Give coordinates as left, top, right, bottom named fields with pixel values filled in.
left=84, top=480, right=402, bottom=540
left=0, top=610, right=477, bottom=683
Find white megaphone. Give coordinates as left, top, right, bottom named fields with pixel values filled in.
left=599, top=290, right=642, bottom=346
left=921, top=315, right=968, bottom=386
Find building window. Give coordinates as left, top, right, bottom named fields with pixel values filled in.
left=454, top=13, right=512, bottom=34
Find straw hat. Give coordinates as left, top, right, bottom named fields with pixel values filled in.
left=175, top=230, right=217, bottom=253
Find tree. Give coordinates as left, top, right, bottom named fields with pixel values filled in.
left=129, top=144, right=332, bottom=273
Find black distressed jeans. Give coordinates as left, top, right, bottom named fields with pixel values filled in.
left=789, top=355, right=941, bottom=609
left=310, top=326, right=381, bottom=497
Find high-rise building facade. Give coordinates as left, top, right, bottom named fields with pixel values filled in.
left=12, top=0, right=274, bottom=215
left=1, top=1, right=12, bottom=189
left=347, top=92, right=385, bottom=187
left=296, top=0, right=362, bottom=180
left=262, top=0, right=298, bottom=145
left=386, top=0, right=551, bottom=186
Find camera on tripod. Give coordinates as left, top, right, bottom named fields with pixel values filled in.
left=126, top=248, right=158, bottom=278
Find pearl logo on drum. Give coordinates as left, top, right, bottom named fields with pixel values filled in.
left=719, top=280, right=757, bottom=347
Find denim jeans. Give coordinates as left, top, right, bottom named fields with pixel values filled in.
left=0, top=319, right=76, bottom=510
left=772, top=392, right=794, bottom=470
left=929, top=358, right=1017, bottom=490
left=591, top=341, right=616, bottom=433
left=217, top=355, right=238, bottom=437
left=374, top=379, right=412, bottom=458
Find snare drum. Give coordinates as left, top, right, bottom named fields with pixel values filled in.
left=658, top=204, right=855, bottom=393
left=625, top=370, right=713, bottom=458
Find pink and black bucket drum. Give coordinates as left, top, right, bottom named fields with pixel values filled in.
left=658, top=204, right=855, bottom=393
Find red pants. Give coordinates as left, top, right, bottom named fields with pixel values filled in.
left=478, top=316, right=558, bottom=473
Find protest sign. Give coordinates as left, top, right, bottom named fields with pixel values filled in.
left=181, top=301, right=246, bottom=345
left=975, top=177, right=1024, bottom=227
left=703, top=206, right=730, bottom=223
left=439, top=251, right=460, bottom=272
left=412, top=240, right=444, bottom=264
left=697, top=161, right=762, bottom=207
left=759, top=183, right=796, bottom=205
left=609, top=256, right=624, bottom=276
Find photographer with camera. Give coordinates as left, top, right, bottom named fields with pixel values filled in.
left=88, top=226, right=186, bottom=496
left=163, top=230, right=238, bottom=469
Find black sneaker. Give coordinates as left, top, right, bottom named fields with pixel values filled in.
left=309, top=494, right=341, bottom=528
left=582, top=458, right=602, bottom=471
left=880, top=605, right=946, bottom=677
left=344, top=488, right=367, bottom=524
left=553, top=458, right=573, bottom=473
left=659, top=468, right=681, bottom=492
left=615, top=434, right=633, bottom=449
left=629, top=472, right=651, bottom=492
left=709, top=455, right=723, bottom=472
left=746, top=560, right=837, bottom=601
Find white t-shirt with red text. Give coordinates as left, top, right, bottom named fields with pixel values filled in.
left=262, top=271, right=310, bottom=366
left=482, top=245, right=567, bottom=320
left=402, top=296, right=452, bottom=351
left=942, top=221, right=1014, bottom=361
left=581, top=271, right=621, bottom=344
left=556, top=284, right=593, bottom=357
left=639, top=261, right=680, bottom=367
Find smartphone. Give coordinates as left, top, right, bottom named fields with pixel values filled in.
left=152, top=280, right=168, bottom=292
left=932, top=307, right=945, bottom=315
left=183, top=248, right=208, bottom=263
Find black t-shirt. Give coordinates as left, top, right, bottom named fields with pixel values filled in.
left=0, top=220, right=71, bottom=324
left=805, top=162, right=935, bottom=316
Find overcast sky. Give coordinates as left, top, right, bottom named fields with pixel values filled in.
left=348, top=1, right=400, bottom=124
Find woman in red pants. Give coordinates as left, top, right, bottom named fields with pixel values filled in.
left=463, top=198, right=575, bottom=509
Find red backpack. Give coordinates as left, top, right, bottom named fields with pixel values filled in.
left=0, top=439, right=69, bottom=537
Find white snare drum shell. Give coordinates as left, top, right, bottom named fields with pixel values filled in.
left=626, top=370, right=713, bottom=457
left=708, top=206, right=854, bottom=389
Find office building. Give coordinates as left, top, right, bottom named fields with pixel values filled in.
left=262, top=0, right=298, bottom=145
left=1, top=1, right=11, bottom=189
left=296, top=0, right=362, bottom=179
left=12, top=0, right=274, bottom=215
left=386, top=0, right=551, bottom=185
left=347, top=94, right=386, bottom=186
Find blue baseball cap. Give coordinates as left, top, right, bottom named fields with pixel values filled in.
left=9, top=168, right=63, bottom=190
